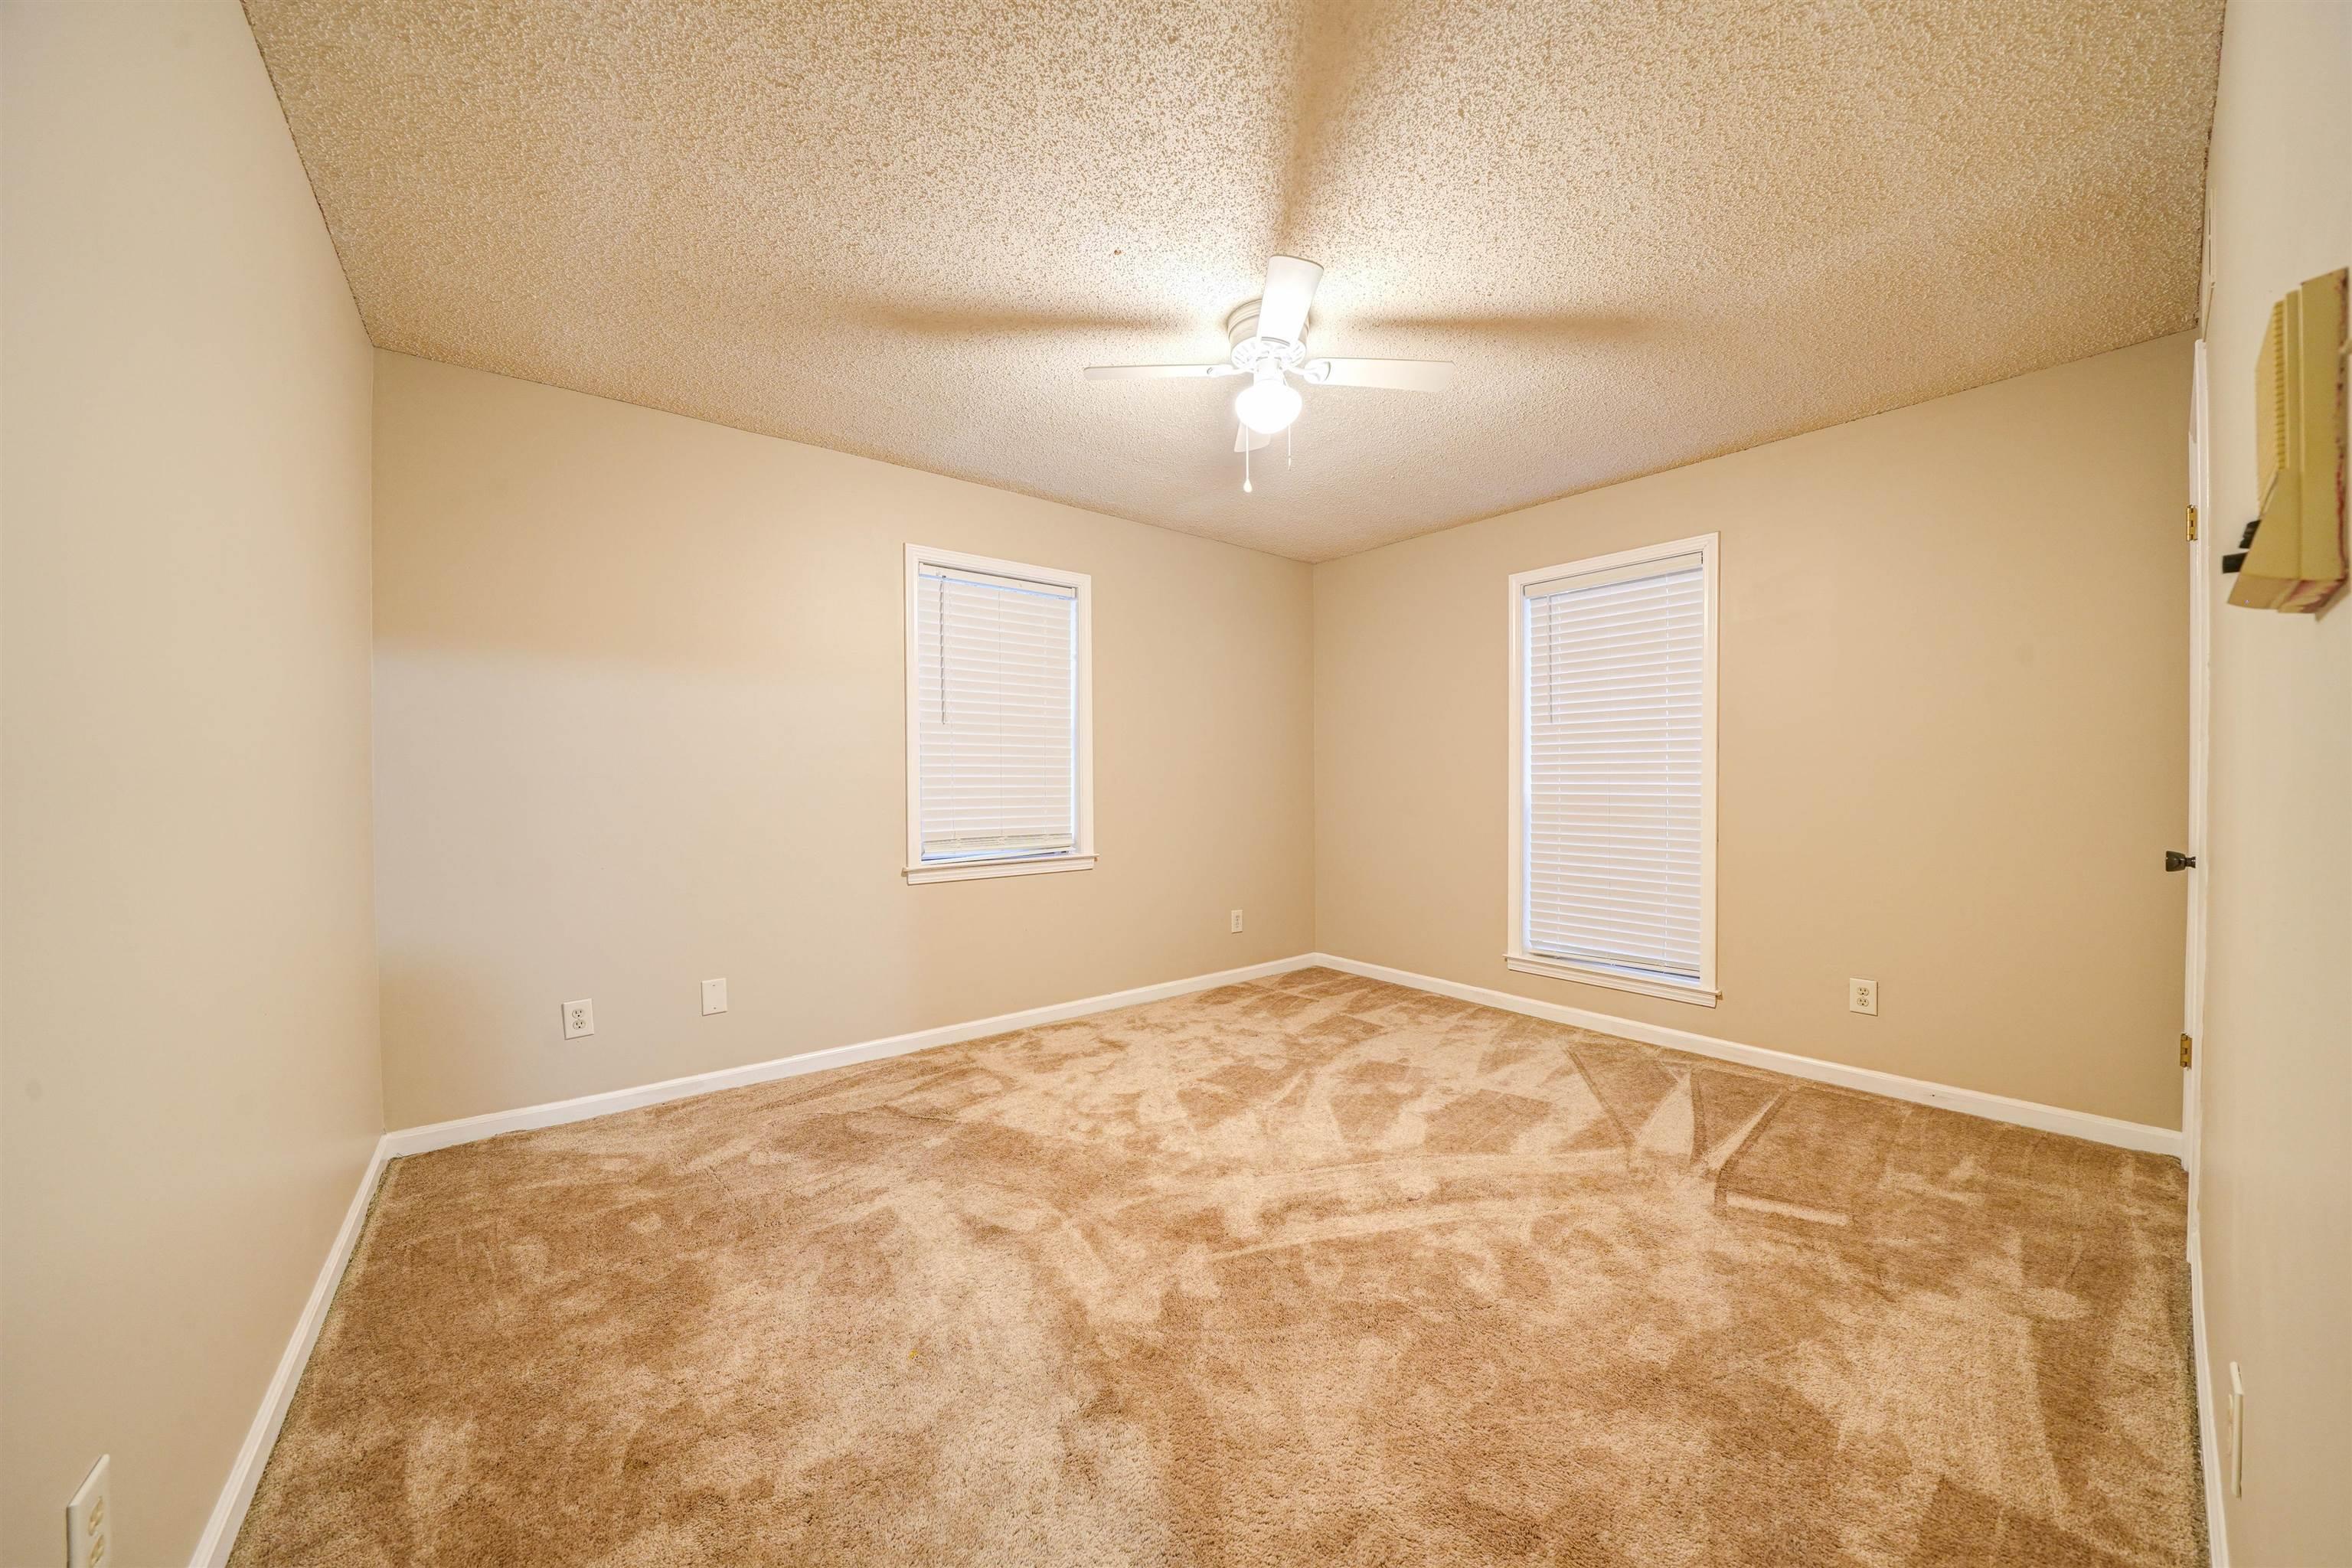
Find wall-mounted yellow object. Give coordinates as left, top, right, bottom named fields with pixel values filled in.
left=2231, top=268, right=2347, bottom=612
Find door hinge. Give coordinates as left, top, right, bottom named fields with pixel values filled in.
left=2187, top=505, right=2199, bottom=541
left=2180, top=1032, right=2194, bottom=1069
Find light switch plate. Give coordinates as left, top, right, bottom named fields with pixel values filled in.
left=701, top=978, right=728, bottom=1015
left=563, top=998, right=595, bottom=1040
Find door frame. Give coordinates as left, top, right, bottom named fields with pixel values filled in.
left=2182, top=335, right=2212, bottom=1205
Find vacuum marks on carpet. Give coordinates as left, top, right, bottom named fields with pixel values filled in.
left=231, top=969, right=2199, bottom=1566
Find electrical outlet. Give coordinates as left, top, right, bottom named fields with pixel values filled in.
left=2228, top=1362, right=2245, bottom=1497
left=1230, top=910, right=1244, bottom=934
left=701, top=978, right=728, bottom=1015
left=1848, top=978, right=1878, bottom=1016
left=67, top=1455, right=109, bottom=1568
left=562, top=998, right=595, bottom=1040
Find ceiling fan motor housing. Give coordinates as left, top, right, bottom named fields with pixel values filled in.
left=1225, top=301, right=1307, bottom=374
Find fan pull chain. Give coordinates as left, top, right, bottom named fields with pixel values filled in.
left=1243, top=432, right=1253, bottom=494
left=1286, top=423, right=1292, bottom=468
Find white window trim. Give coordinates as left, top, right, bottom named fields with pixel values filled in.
left=903, top=544, right=1096, bottom=885
left=1505, top=532, right=1720, bottom=1006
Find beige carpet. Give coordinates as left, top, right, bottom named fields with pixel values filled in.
left=233, top=967, right=2201, bottom=1566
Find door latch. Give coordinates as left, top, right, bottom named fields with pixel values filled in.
left=2165, top=850, right=2197, bottom=872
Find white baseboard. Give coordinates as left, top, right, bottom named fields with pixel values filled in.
left=189, top=1132, right=392, bottom=1568
left=1307, top=952, right=2184, bottom=1158
left=2190, top=1214, right=2230, bottom=1566
left=383, top=953, right=1321, bottom=1158
left=386, top=947, right=2180, bottom=1165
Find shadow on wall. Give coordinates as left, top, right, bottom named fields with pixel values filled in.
left=369, top=353, right=1316, bottom=1129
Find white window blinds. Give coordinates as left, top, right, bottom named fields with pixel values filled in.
left=913, top=560, right=1080, bottom=864
left=1521, top=553, right=1707, bottom=981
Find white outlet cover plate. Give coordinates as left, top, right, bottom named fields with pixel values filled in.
left=563, top=998, right=595, bottom=1039
left=1849, top=978, right=1878, bottom=1016
left=67, top=1454, right=109, bottom=1568
left=702, top=978, right=728, bottom=1015
left=2228, top=1362, right=2245, bottom=1496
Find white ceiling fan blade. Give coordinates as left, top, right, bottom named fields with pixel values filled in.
left=1083, top=363, right=1241, bottom=381
left=1233, top=423, right=1272, bottom=452
left=1256, top=256, right=1323, bottom=345
left=1305, top=358, right=1455, bottom=392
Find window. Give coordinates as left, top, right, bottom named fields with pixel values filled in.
left=903, top=546, right=1093, bottom=884
left=1507, top=534, right=1717, bottom=1004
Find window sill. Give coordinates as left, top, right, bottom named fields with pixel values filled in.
left=904, top=854, right=1096, bottom=886
left=1504, top=952, right=1719, bottom=1008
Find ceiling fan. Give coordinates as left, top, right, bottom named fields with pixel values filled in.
left=1083, top=256, right=1455, bottom=488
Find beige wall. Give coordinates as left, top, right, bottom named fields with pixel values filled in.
left=0, top=4, right=382, bottom=1564
left=2196, top=2, right=2351, bottom=1560
left=371, top=352, right=1315, bottom=1129
left=0, top=7, right=2266, bottom=1555
left=1316, top=334, right=2192, bottom=1129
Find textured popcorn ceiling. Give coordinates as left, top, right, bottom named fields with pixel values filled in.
left=244, top=1, right=2223, bottom=562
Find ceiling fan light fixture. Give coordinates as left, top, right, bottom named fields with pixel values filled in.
left=1233, top=371, right=1302, bottom=436
left=1083, top=256, right=1452, bottom=476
